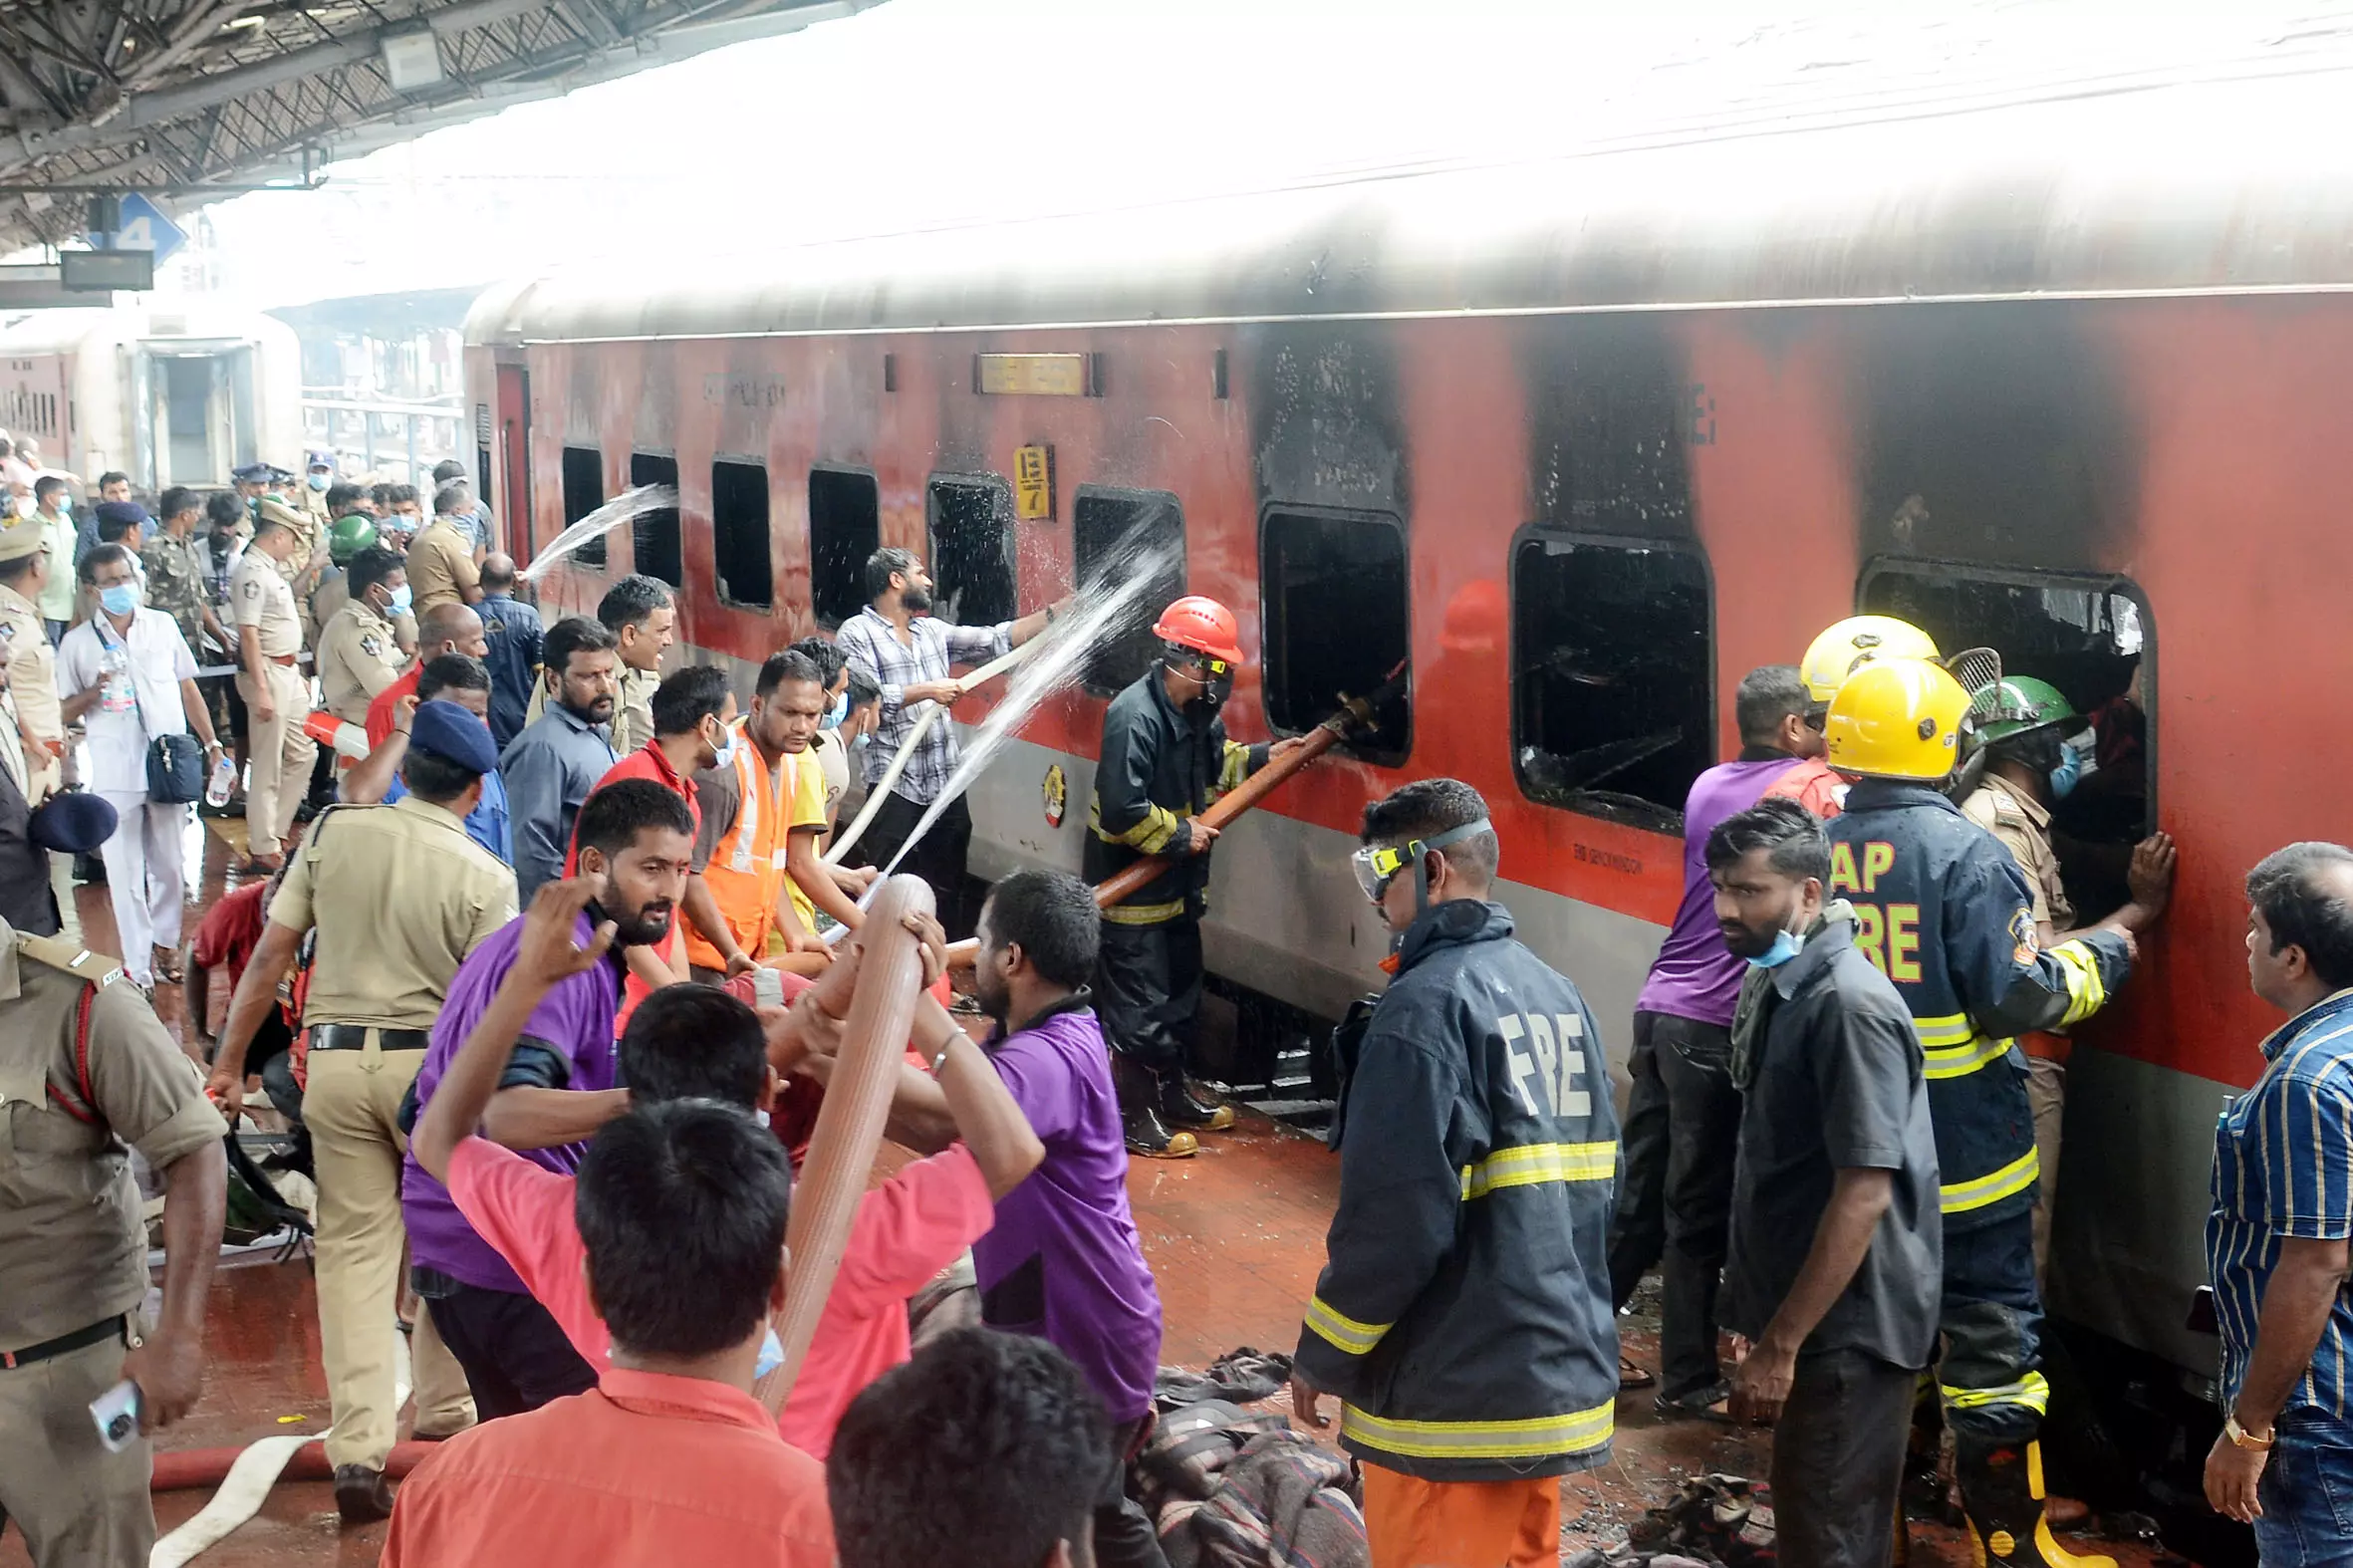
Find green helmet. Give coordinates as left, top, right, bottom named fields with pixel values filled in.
left=328, top=512, right=379, bottom=565
left=1968, top=675, right=2079, bottom=745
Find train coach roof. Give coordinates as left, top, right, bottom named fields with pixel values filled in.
left=468, top=47, right=2353, bottom=346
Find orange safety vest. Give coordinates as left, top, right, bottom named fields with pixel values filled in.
left=683, top=735, right=801, bottom=970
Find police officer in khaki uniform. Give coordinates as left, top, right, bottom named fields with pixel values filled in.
left=0, top=517, right=63, bottom=801
left=317, top=547, right=408, bottom=728
left=230, top=509, right=318, bottom=871
left=0, top=919, right=227, bottom=1566
left=205, top=700, right=513, bottom=1523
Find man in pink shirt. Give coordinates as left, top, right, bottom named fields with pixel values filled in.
left=411, top=879, right=1045, bottom=1457
left=385, top=886, right=833, bottom=1565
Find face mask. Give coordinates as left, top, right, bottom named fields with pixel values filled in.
left=819, top=692, right=851, bottom=730
left=52, top=495, right=69, bottom=515
left=709, top=720, right=740, bottom=770
left=307, top=473, right=330, bottom=492
left=99, top=584, right=139, bottom=617
left=2047, top=747, right=2080, bottom=801
left=753, top=1325, right=784, bottom=1380
left=1746, top=928, right=1804, bottom=969
left=385, top=584, right=412, bottom=618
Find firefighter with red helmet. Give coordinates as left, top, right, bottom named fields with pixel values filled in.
left=1086, top=596, right=1303, bottom=1157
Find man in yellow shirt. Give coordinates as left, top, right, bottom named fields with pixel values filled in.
left=681, top=649, right=865, bottom=980
left=402, top=486, right=483, bottom=616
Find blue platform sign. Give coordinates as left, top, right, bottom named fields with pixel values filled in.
left=88, top=193, right=186, bottom=265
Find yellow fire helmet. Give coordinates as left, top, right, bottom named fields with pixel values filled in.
left=1824, top=655, right=1972, bottom=781
left=1799, top=615, right=1942, bottom=705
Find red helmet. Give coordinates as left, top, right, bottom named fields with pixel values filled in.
left=1152, top=596, right=1243, bottom=664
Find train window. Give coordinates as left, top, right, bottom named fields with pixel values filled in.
left=1512, top=532, right=1711, bottom=835
left=1860, top=561, right=2155, bottom=917
left=808, top=467, right=878, bottom=628
left=1259, top=505, right=1410, bottom=765
left=629, top=452, right=682, bottom=587
left=712, top=460, right=773, bottom=610
left=561, top=446, right=606, bottom=569
left=1073, top=487, right=1185, bottom=695
left=926, top=475, right=1017, bottom=628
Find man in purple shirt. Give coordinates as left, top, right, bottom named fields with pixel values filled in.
left=400, top=778, right=694, bottom=1418
left=1609, top=665, right=1828, bottom=1413
left=892, top=867, right=1168, bottom=1568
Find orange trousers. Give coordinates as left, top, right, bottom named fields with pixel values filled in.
left=1360, top=1463, right=1562, bottom=1568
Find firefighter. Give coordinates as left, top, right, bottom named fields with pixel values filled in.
left=1822, top=656, right=2135, bottom=1568
left=1771, top=614, right=1944, bottom=818
left=1086, top=595, right=1303, bottom=1158
left=1959, top=675, right=2177, bottom=1276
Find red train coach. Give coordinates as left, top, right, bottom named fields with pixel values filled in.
left=466, top=70, right=2353, bottom=1387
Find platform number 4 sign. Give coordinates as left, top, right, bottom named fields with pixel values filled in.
left=88, top=194, right=187, bottom=265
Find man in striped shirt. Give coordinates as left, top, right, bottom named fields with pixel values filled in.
left=2206, top=841, right=2353, bottom=1551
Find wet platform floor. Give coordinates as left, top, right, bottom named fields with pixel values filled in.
left=2, top=818, right=2177, bottom=1566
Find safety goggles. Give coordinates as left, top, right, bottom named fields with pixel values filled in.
left=1350, top=818, right=1493, bottom=904
left=1167, top=646, right=1232, bottom=681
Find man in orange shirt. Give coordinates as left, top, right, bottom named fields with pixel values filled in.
left=383, top=886, right=834, bottom=1567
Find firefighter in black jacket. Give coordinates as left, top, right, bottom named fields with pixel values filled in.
left=1822, top=657, right=2135, bottom=1568
left=1291, top=779, right=1619, bottom=1568
left=1087, top=595, right=1302, bottom=1157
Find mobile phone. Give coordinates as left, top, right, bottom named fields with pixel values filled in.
left=2187, top=1286, right=2220, bottom=1336
left=90, top=1379, right=141, bottom=1451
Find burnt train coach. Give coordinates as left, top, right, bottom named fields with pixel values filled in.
left=465, top=66, right=2353, bottom=1388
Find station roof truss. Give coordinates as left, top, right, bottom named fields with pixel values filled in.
left=0, top=0, right=877, bottom=253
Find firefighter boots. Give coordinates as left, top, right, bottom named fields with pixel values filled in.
left=1958, top=1440, right=2115, bottom=1568
left=1162, top=1072, right=1236, bottom=1132
left=1113, top=1055, right=1198, bottom=1159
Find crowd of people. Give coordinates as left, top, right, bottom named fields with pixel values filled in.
left=3, top=438, right=2352, bottom=1568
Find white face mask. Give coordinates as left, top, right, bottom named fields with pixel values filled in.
left=708, top=718, right=740, bottom=770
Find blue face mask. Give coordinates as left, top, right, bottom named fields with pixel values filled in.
left=1746, top=927, right=1804, bottom=970
left=753, top=1325, right=783, bottom=1380
left=99, top=583, right=139, bottom=617
left=385, top=583, right=413, bottom=618
left=307, top=473, right=331, bottom=492
left=819, top=692, right=851, bottom=731
left=52, top=494, right=69, bottom=515
left=2047, top=748, right=2081, bottom=801
left=709, top=721, right=740, bottom=770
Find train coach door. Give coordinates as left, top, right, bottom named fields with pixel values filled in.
left=497, top=365, right=532, bottom=560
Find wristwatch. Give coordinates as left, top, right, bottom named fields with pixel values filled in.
left=2224, top=1414, right=2275, bottom=1451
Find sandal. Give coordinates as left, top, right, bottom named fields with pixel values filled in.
left=1619, top=1357, right=1657, bottom=1391
left=151, top=947, right=185, bottom=985
left=1655, top=1381, right=1733, bottom=1423
left=232, top=856, right=283, bottom=877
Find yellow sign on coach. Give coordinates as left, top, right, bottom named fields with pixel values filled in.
left=1014, top=444, right=1054, bottom=521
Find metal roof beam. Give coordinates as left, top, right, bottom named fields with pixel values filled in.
left=0, top=0, right=551, bottom=174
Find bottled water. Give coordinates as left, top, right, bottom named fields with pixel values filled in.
left=204, top=755, right=237, bottom=809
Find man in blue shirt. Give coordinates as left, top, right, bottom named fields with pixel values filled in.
left=2205, top=841, right=2353, bottom=1555
left=343, top=655, right=512, bottom=862
left=474, top=554, right=542, bottom=750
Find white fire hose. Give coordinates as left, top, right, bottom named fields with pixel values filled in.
left=822, top=639, right=1038, bottom=868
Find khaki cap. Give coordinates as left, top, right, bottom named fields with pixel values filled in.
left=0, top=517, right=46, bottom=564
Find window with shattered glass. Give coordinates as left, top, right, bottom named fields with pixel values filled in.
left=1512, top=533, right=1712, bottom=835
left=1259, top=506, right=1410, bottom=765
left=1860, top=561, right=2155, bottom=915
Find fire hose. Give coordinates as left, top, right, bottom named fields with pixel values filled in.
left=942, top=675, right=1392, bottom=968
left=757, top=873, right=933, bottom=1414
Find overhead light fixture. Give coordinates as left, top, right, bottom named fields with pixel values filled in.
left=380, top=29, right=443, bottom=92
left=225, top=13, right=263, bottom=27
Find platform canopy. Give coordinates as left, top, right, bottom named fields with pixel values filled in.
left=0, top=0, right=878, bottom=253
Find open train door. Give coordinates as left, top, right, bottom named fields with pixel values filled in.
left=496, top=363, right=532, bottom=563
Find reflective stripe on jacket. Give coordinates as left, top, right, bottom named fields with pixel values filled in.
left=1083, top=670, right=1264, bottom=926
left=1293, top=900, right=1619, bottom=1482
left=1827, top=780, right=2131, bottom=1232
left=682, top=733, right=789, bottom=971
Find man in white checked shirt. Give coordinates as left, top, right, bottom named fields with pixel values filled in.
left=834, top=547, right=1066, bottom=936
left=2205, top=842, right=2353, bottom=1557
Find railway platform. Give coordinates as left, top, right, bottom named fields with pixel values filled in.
left=0, top=816, right=2175, bottom=1568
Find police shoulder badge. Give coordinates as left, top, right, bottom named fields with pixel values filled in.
left=360, top=633, right=382, bottom=658
left=2009, top=907, right=2039, bottom=965
left=1042, top=763, right=1067, bottom=828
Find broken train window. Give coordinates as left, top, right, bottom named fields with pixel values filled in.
left=1512, top=532, right=1712, bottom=835
left=1259, top=506, right=1410, bottom=765
left=1860, top=561, right=2154, bottom=920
